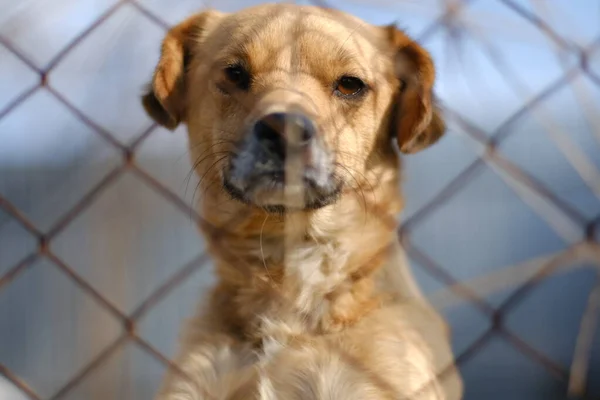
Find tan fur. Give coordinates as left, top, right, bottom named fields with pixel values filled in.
left=142, top=4, right=462, bottom=399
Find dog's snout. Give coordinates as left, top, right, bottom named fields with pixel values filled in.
left=253, top=112, right=316, bottom=157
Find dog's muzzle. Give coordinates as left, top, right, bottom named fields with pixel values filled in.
left=223, top=112, right=341, bottom=212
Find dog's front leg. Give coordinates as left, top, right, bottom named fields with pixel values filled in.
left=154, top=330, right=256, bottom=400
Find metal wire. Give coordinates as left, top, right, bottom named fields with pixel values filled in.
left=0, top=0, right=599, bottom=398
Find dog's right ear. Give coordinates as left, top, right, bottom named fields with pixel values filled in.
left=385, top=26, right=445, bottom=154
left=142, top=11, right=224, bottom=130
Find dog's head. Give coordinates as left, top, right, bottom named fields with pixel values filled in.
left=142, top=4, right=444, bottom=216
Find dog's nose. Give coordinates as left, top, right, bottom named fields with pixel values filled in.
left=253, top=112, right=316, bottom=157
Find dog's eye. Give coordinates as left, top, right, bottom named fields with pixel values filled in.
left=335, top=76, right=366, bottom=97
left=223, top=64, right=250, bottom=90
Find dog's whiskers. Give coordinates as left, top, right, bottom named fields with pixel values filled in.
left=190, top=154, right=231, bottom=215
left=185, top=146, right=234, bottom=201
left=260, top=213, right=275, bottom=283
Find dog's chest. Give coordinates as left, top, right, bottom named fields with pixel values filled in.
left=235, top=235, right=353, bottom=328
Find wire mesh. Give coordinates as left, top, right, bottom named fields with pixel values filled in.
left=0, top=0, right=599, bottom=399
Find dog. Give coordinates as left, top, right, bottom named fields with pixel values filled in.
left=141, top=3, right=463, bottom=399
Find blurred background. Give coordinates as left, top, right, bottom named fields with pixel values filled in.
left=1, top=0, right=599, bottom=399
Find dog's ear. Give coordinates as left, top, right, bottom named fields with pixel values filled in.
left=386, top=26, right=445, bottom=154
left=142, top=11, right=223, bottom=130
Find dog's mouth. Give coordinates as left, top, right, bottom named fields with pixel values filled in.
left=220, top=111, right=343, bottom=213
left=222, top=167, right=343, bottom=213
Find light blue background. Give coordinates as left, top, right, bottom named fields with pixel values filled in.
left=1, top=1, right=599, bottom=399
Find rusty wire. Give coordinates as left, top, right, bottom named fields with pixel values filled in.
left=0, top=0, right=599, bottom=399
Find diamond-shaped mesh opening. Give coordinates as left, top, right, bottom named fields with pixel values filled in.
left=50, top=4, right=167, bottom=144
left=422, top=0, right=580, bottom=137
left=408, top=164, right=569, bottom=292
left=459, top=336, right=567, bottom=399
left=0, top=0, right=120, bottom=68
left=58, top=343, right=166, bottom=400
left=401, top=125, right=478, bottom=221
left=510, top=1, right=600, bottom=49
left=504, top=265, right=598, bottom=367
left=498, top=72, right=600, bottom=220
left=1, top=0, right=599, bottom=399
left=138, top=263, right=216, bottom=358
left=51, top=171, right=204, bottom=314
left=0, top=90, right=122, bottom=232
left=0, top=258, right=122, bottom=398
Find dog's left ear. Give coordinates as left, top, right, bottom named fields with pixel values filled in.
left=386, top=26, right=445, bottom=154
left=142, top=10, right=224, bottom=130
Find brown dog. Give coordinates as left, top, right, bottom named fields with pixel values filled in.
left=142, top=4, right=462, bottom=399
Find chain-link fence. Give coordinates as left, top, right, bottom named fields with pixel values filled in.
left=1, top=0, right=599, bottom=399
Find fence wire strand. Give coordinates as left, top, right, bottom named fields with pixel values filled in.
left=0, top=0, right=599, bottom=399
